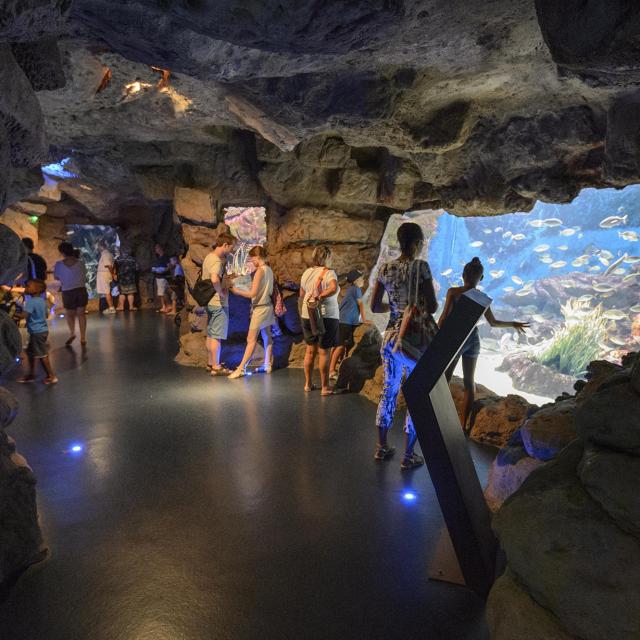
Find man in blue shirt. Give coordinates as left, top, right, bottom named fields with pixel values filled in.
left=329, top=270, right=370, bottom=380
left=17, top=280, right=58, bottom=384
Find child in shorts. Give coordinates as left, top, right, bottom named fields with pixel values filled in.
left=17, top=279, right=58, bottom=385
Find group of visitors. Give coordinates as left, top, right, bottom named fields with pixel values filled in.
left=152, top=244, right=184, bottom=315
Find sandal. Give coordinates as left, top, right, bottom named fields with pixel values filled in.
left=304, top=384, right=316, bottom=392
left=321, top=389, right=334, bottom=396
left=374, top=446, right=396, bottom=461
left=65, top=335, right=76, bottom=346
left=211, top=367, right=231, bottom=377
left=43, top=376, right=59, bottom=385
left=17, top=375, right=36, bottom=384
left=228, top=368, right=246, bottom=379
left=400, top=452, right=424, bottom=471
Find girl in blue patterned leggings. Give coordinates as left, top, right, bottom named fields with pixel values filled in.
left=369, top=223, right=438, bottom=471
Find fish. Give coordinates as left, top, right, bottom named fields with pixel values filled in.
left=502, top=231, right=513, bottom=239
left=512, top=276, right=524, bottom=285
left=599, top=214, right=628, bottom=228
left=589, top=265, right=601, bottom=272
left=441, top=268, right=453, bottom=276
left=494, top=226, right=503, bottom=233
left=66, top=230, right=75, bottom=235
left=603, top=309, right=627, bottom=321
left=592, top=283, right=615, bottom=293
left=579, top=294, right=595, bottom=302
left=623, top=272, right=640, bottom=282
left=534, top=244, right=550, bottom=253
left=623, top=256, right=640, bottom=263
left=572, top=257, right=589, bottom=267
left=527, top=219, right=547, bottom=228
left=488, top=257, right=496, bottom=265
left=557, top=245, right=569, bottom=251
left=604, top=254, right=627, bottom=276
left=559, top=280, right=574, bottom=288
left=489, top=270, right=504, bottom=278
left=470, top=240, right=483, bottom=248
left=609, top=336, right=628, bottom=346
left=598, top=341, right=611, bottom=352
left=540, top=256, right=554, bottom=264
left=613, top=267, right=627, bottom=276
left=543, top=218, right=563, bottom=227
left=559, top=228, right=577, bottom=236
left=515, top=288, right=533, bottom=297
left=550, top=261, right=567, bottom=268
left=630, top=304, right=640, bottom=313
left=619, top=230, right=639, bottom=242
left=599, top=249, right=614, bottom=260
left=503, top=286, right=514, bottom=292
left=598, top=256, right=610, bottom=266
left=511, top=233, right=526, bottom=241
left=482, top=228, right=493, bottom=234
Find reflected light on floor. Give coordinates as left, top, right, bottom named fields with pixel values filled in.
left=67, top=443, right=84, bottom=455
left=402, top=491, right=417, bottom=502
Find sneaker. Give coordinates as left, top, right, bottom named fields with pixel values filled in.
left=374, top=446, right=396, bottom=461
left=400, top=453, right=424, bottom=471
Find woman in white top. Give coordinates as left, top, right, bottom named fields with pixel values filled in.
left=229, top=246, right=275, bottom=378
left=298, top=245, right=340, bottom=395
left=53, top=242, right=88, bottom=346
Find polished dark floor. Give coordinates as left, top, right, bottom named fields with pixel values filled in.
left=0, top=313, right=493, bottom=640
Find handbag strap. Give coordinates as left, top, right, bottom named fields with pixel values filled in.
left=313, top=267, right=329, bottom=297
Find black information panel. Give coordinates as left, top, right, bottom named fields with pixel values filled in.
left=402, top=289, right=497, bottom=598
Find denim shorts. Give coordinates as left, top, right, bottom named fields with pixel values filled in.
left=459, top=329, right=481, bottom=358
left=206, top=305, right=229, bottom=340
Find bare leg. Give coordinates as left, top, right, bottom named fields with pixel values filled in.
left=329, top=345, right=345, bottom=376
left=211, top=338, right=222, bottom=368
left=77, top=306, right=87, bottom=343
left=105, top=291, right=114, bottom=310
left=404, top=429, right=418, bottom=457
left=128, top=294, right=136, bottom=310
left=461, top=356, right=478, bottom=431
left=261, top=327, right=272, bottom=367
left=40, top=355, right=56, bottom=379
left=445, top=355, right=459, bottom=383
left=318, top=347, right=331, bottom=393
left=235, top=328, right=260, bottom=372
left=116, top=296, right=125, bottom=311
left=65, top=308, right=76, bottom=340
left=303, top=344, right=317, bottom=390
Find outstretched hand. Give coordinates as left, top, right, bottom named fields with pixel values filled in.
left=513, top=321, right=530, bottom=334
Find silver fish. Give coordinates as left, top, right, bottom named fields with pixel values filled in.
left=470, top=240, right=483, bottom=248
left=534, top=244, right=550, bottom=253
left=502, top=231, right=512, bottom=239
left=515, top=288, right=533, bottom=297
left=619, top=230, right=639, bottom=242
left=599, top=249, right=614, bottom=260
left=512, top=275, right=524, bottom=285
left=579, top=294, right=595, bottom=302
left=494, top=227, right=503, bottom=233
left=630, top=304, right=640, bottom=313
left=550, top=261, right=567, bottom=268
left=623, top=256, right=640, bottom=263
left=543, top=218, right=563, bottom=227
left=483, top=229, right=493, bottom=235
left=599, top=214, right=628, bottom=228
left=603, top=309, right=627, bottom=321
left=572, top=257, right=588, bottom=267
left=604, top=254, right=627, bottom=276
left=614, top=267, right=627, bottom=276
left=598, top=256, right=610, bottom=266
left=540, top=256, right=553, bottom=264
left=503, top=286, right=514, bottom=292
left=559, top=228, right=576, bottom=236
left=557, top=245, right=569, bottom=251
left=489, top=270, right=504, bottom=278
left=623, top=272, right=640, bottom=282
left=589, top=265, right=602, bottom=272
left=441, top=268, right=453, bottom=276
left=527, top=219, right=546, bottom=228
left=511, top=233, right=526, bottom=241
left=592, top=283, right=615, bottom=293
left=609, top=335, right=628, bottom=346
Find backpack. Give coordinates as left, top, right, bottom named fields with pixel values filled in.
left=192, top=269, right=216, bottom=307
left=272, top=280, right=286, bottom=317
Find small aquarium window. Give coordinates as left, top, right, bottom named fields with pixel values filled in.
left=65, top=225, right=119, bottom=297
left=223, top=206, right=267, bottom=276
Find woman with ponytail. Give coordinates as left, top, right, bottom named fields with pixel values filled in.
left=229, top=245, right=275, bottom=377
left=439, top=257, right=529, bottom=432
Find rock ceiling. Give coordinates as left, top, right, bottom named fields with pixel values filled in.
left=3, top=1, right=640, bottom=222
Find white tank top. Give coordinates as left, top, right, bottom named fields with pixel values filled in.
left=252, top=266, right=274, bottom=307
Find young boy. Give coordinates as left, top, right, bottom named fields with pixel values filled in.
left=329, top=269, right=370, bottom=380
left=17, top=279, right=58, bottom=385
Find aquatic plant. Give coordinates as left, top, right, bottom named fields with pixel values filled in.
left=535, top=299, right=607, bottom=377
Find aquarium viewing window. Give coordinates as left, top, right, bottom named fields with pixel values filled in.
left=65, top=225, right=119, bottom=298
left=223, top=206, right=267, bottom=278
left=372, top=186, right=640, bottom=404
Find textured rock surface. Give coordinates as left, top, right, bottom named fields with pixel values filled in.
left=489, top=352, right=640, bottom=640
left=486, top=571, right=573, bottom=640
left=520, top=398, right=577, bottom=461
